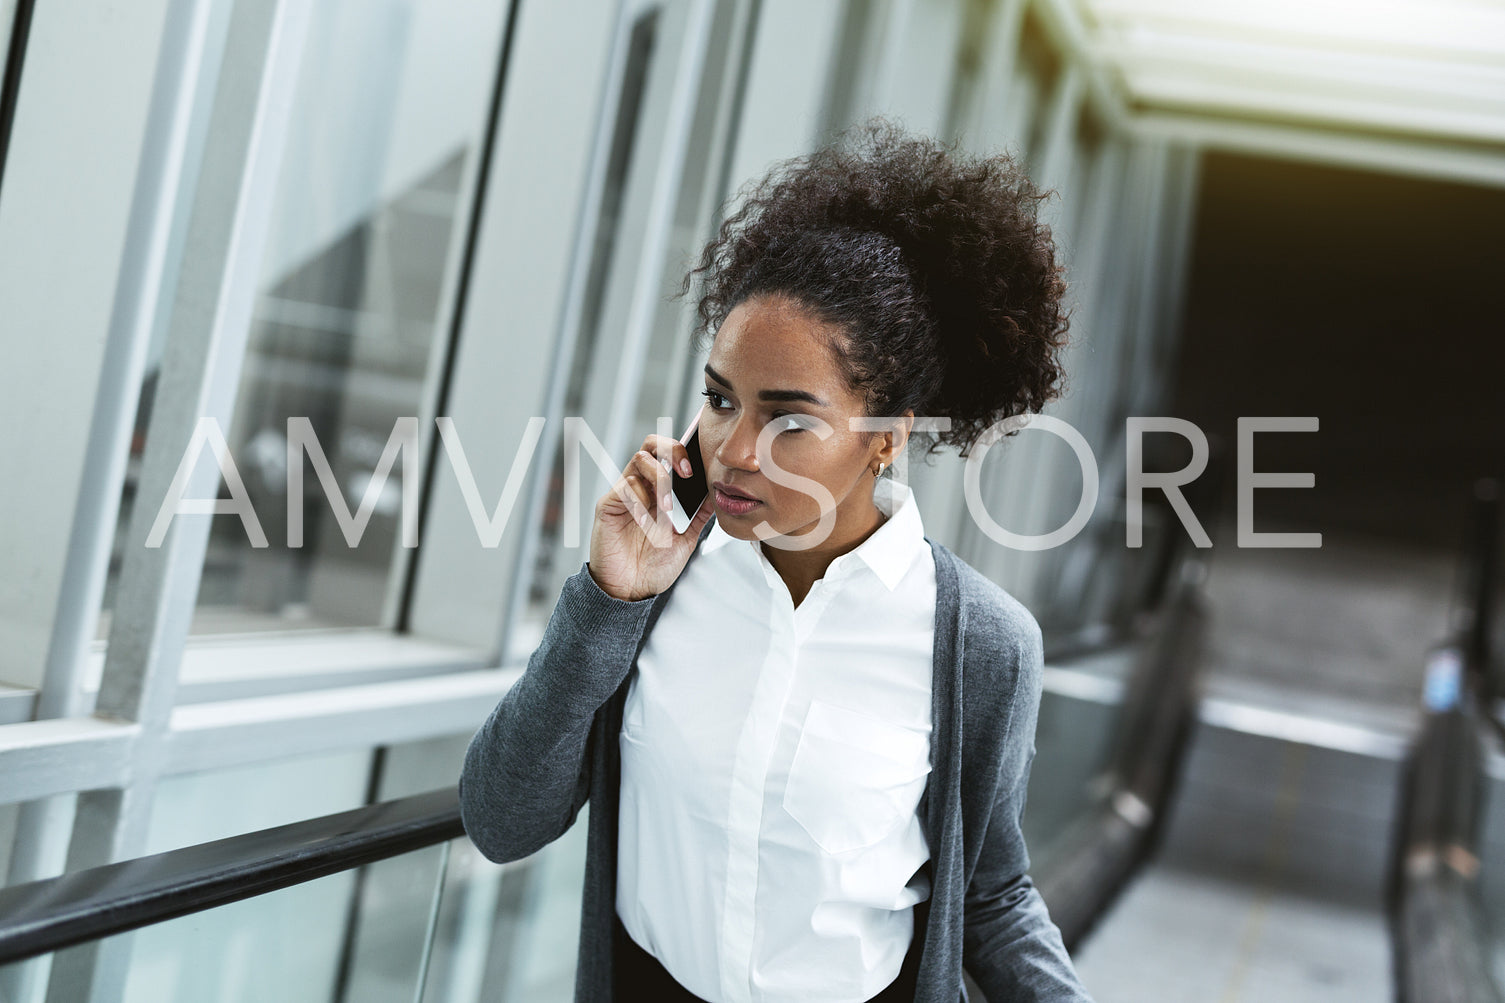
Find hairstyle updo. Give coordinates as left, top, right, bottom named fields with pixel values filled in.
left=681, top=118, right=1070, bottom=460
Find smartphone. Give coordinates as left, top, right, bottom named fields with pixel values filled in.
left=667, top=411, right=710, bottom=533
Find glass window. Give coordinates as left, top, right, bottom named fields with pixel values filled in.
left=102, top=0, right=511, bottom=637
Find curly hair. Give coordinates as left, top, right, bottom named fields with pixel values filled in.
left=680, top=118, right=1070, bottom=460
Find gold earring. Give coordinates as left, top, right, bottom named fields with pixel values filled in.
left=874, top=462, right=885, bottom=477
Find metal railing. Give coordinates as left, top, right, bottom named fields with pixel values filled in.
left=1031, top=438, right=1224, bottom=950
left=0, top=789, right=461, bottom=965
left=1391, top=477, right=1504, bottom=1003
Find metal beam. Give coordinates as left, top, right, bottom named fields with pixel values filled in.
left=1092, top=33, right=1505, bottom=110
left=1128, top=109, right=1505, bottom=189
left=162, top=669, right=521, bottom=775
left=1085, top=0, right=1505, bottom=62
left=0, top=664, right=523, bottom=807
left=1033, top=0, right=1130, bottom=131
left=1121, top=69, right=1505, bottom=147
left=0, top=721, right=138, bottom=804
left=45, top=0, right=312, bottom=997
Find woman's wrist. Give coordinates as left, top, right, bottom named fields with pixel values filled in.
left=509, top=563, right=658, bottom=725
left=584, top=561, right=656, bottom=604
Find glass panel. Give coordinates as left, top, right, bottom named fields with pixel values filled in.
left=419, top=815, right=590, bottom=1003
left=0, top=842, right=448, bottom=1003
left=518, top=0, right=748, bottom=634
left=521, top=6, right=663, bottom=620
left=101, top=0, right=511, bottom=637
left=0, top=806, right=593, bottom=1003
left=145, top=748, right=374, bottom=853
left=0, top=794, right=76, bottom=893
left=373, top=733, right=472, bottom=802
left=338, top=841, right=451, bottom=1003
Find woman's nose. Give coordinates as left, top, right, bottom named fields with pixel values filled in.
left=715, top=417, right=760, bottom=473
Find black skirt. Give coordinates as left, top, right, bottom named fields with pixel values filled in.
left=612, top=895, right=929, bottom=1002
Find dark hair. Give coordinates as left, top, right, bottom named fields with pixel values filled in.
left=680, top=118, right=1070, bottom=459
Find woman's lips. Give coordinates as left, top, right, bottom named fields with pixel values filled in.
left=713, top=485, right=762, bottom=516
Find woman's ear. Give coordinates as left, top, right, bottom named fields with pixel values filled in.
left=876, top=412, right=915, bottom=466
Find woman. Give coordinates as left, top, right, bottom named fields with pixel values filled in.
left=460, top=121, right=1094, bottom=1003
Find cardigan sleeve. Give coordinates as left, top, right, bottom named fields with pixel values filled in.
left=459, top=561, right=657, bottom=863
left=962, top=607, right=1096, bottom=1002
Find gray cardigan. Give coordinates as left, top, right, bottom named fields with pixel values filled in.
left=460, top=517, right=1094, bottom=1002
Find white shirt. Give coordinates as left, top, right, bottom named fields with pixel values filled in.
left=616, top=477, right=938, bottom=1003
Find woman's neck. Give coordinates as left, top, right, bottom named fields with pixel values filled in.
left=760, top=492, right=888, bottom=608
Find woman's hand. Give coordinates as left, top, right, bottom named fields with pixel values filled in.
left=588, top=432, right=715, bottom=601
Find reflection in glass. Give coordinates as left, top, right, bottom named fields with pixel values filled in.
left=419, top=820, right=590, bottom=1003
left=100, top=0, right=508, bottom=636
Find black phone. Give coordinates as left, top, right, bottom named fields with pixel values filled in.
left=669, top=413, right=709, bottom=532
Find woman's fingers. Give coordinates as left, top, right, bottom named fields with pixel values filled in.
left=615, top=469, right=652, bottom=514
left=610, top=452, right=677, bottom=546
left=642, top=433, right=693, bottom=477
left=633, top=449, right=677, bottom=513
left=609, top=478, right=652, bottom=542
left=588, top=431, right=699, bottom=600
left=598, top=438, right=695, bottom=553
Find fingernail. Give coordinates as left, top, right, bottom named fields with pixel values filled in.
left=678, top=459, right=691, bottom=475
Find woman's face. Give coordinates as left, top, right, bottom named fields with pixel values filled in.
left=699, top=293, right=892, bottom=545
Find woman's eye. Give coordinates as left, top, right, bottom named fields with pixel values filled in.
left=773, top=413, right=808, bottom=433
left=701, top=388, right=729, bottom=409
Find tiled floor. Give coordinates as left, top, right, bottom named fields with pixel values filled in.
left=1071, top=863, right=1392, bottom=1003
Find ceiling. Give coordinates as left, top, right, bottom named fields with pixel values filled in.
left=1077, top=0, right=1505, bottom=146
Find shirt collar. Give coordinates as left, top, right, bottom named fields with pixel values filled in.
left=701, top=477, right=926, bottom=591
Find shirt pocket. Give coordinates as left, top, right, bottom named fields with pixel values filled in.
left=781, top=698, right=932, bottom=855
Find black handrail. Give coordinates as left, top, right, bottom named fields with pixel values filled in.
left=1032, top=437, right=1225, bottom=950
left=1036, top=557, right=1208, bottom=949
left=1390, top=478, right=1503, bottom=1003
left=1391, top=693, right=1503, bottom=1003
left=0, top=788, right=462, bottom=965
left=1467, top=480, right=1501, bottom=706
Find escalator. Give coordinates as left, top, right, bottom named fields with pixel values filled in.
left=1072, top=478, right=1502, bottom=1002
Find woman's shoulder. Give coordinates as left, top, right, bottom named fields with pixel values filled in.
left=925, top=536, right=1044, bottom=679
